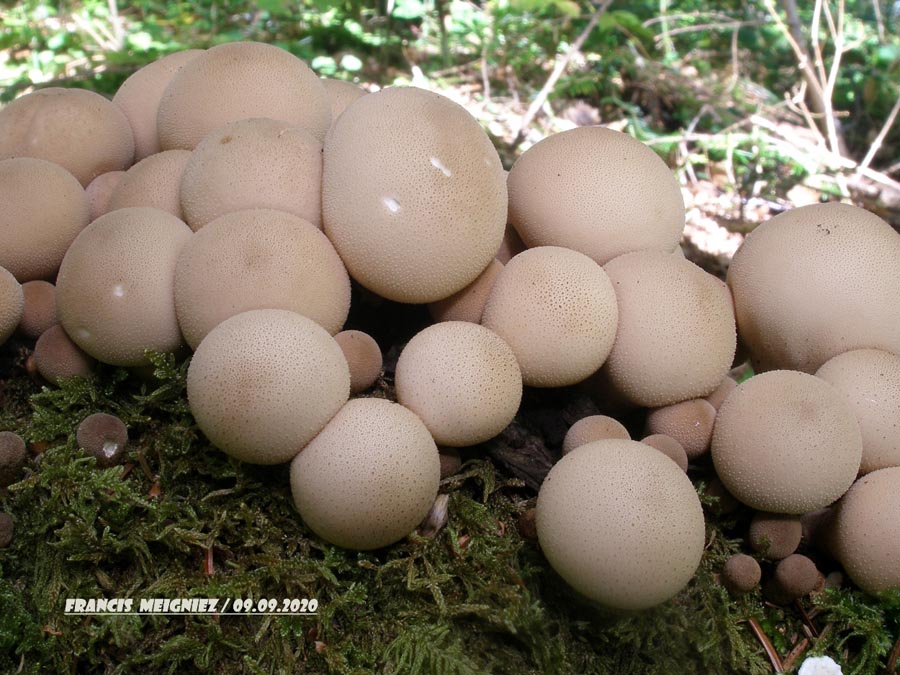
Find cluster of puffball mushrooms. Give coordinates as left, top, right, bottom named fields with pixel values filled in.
left=1, top=40, right=898, bottom=613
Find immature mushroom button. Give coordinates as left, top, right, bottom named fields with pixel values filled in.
left=748, top=512, right=803, bottom=560
left=705, top=376, right=737, bottom=411
left=773, top=554, right=820, bottom=601
left=107, top=149, right=193, bottom=218
left=0, top=432, right=27, bottom=488
left=33, top=324, right=96, bottom=386
left=562, top=415, right=630, bottom=455
left=86, top=171, right=126, bottom=221
left=721, top=554, right=761, bottom=596
left=18, top=281, right=58, bottom=339
left=428, top=259, right=504, bottom=325
left=334, top=330, right=382, bottom=394
left=640, top=434, right=689, bottom=472
left=645, top=399, right=717, bottom=460
left=77, top=413, right=129, bottom=468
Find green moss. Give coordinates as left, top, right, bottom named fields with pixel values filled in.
left=0, top=352, right=897, bottom=674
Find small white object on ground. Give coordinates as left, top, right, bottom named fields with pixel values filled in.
left=798, top=656, right=843, bottom=675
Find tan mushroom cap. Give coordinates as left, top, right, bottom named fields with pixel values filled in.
left=0, top=87, right=134, bottom=186
left=320, top=78, right=366, bottom=124
left=815, top=349, right=900, bottom=474
left=188, top=309, right=349, bottom=465
left=727, top=203, right=900, bottom=373
left=18, top=280, right=57, bottom=339
left=507, top=126, right=684, bottom=265
left=0, top=158, right=90, bottom=282
left=174, top=209, right=350, bottom=350
left=711, top=370, right=862, bottom=514
left=33, top=324, right=96, bottom=385
left=601, top=250, right=736, bottom=407
left=482, top=247, right=618, bottom=388
left=562, top=415, right=630, bottom=455
left=323, top=86, right=506, bottom=303
left=831, top=467, right=900, bottom=595
left=748, top=512, right=802, bottom=560
left=640, top=434, right=689, bottom=472
left=112, top=50, right=204, bottom=161
left=56, top=207, right=192, bottom=366
left=0, top=267, right=24, bottom=346
left=428, top=259, right=503, bottom=324
left=180, top=118, right=323, bottom=231
left=536, top=439, right=705, bottom=610
left=645, top=399, right=717, bottom=460
left=705, top=376, right=737, bottom=411
left=290, top=398, right=440, bottom=550
left=157, top=41, right=330, bottom=150
left=333, top=330, right=382, bottom=394
left=86, top=171, right=125, bottom=222
left=107, top=150, right=192, bottom=218
left=396, top=322, right=522, bottom=447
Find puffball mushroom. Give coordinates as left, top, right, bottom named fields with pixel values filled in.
left=640, top=434, right=689, bottom=472
left=481, top=247, right=618, bottom=388
left=76, top=413, right=128, bottom=468
left=86, top=171, right=126, bottom=222
left=562, top=415, right=630, bottom=455
left=773, top=554, right=819, bottom=601
left=601, top=250, right=736, bottom=407
left=536, top=440, right=705, bottom=610
left=644, top=399, right=717, bottom=460
left=748, top=512, right=802, bottom=560
left=0, top=431, right=27, bottom=488
left=711, top=370, right=862, bottom=514
left=395, top=322, right=522, bottom=447
left=107, top=150, right=193, bottom=219
left=187, top=309, right=349, bottom=465
left=830, top=467, right=900, bottom=595
left=495, top=224, right=526, bottom=264
left=320, top=78, right=366, bottom=123
left=815, top=349, right=900, bottom=474
left=180, top=118, right=324, bottom=231
left=157, top=41, right=330, bottom=150
left=0, top=267, right=24, bottom=346
left=705, top=376, right=737, bottom=411
left=174, top=209, right=350, bottom=350
left=428, top=259, right=503, bottom=325
left=323, top=86, right=507, bottom=303
left=290, top=398, right=440, bottom=550
left=507, top=126, right=684, bottom=265
left=721, top=554, right=762, bottom=596
left=33, top=324, right=96, bottom=386
left=112, top=50, right=204, bottom=161
left=333, top=330, right=382, bottom=394
left=56, top=207, right=192, bottom=366
left=18, top=281, right=58, bottom=339
left=727, top=203, right=900, bottom=373
left=0, top=158, right=90, bottom=282
left=0, top=87, right=134, bottom=186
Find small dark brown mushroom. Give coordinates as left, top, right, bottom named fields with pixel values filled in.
left=721, top=554, right=761, bottom=596
left=439, top=447, right=462, bottom=479
left=773, top=554, right=819, bottom=602
left=748, top=512, right=802, bottom=560
left=0, top=431, right=27, bottom=487
left=34, top=324, right=96, bottom=386
left=76, top=413, right=128, bottom=468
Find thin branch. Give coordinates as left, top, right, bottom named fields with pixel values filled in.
left=747, top=617, right=785, bottom=673
left=885, top=633, right=900, bottom=675
left=857, top=87, right=900, bottom=174
left=509, top=0, right=614, bottom=150
left=821, top=0, right=845, bottom=154
left=652, top=19, right=764, bottom=40
left=873, top=0, right=886, bottom=43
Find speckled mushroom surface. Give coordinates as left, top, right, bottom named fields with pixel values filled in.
left=705, top=376, right=737, bottom=411
left=645, top=399, right=717, bottom=460
left=640, top=434, right=689, bottom=472
left=112, top=50, right=204, bottom=161
left=773, top=554, right=819, bottom=600
left=727, top=203, right=900, bottom=373
left=187, top=309, right=349, bottom=465
left=831, top=466, right=900, bottom=595
left=180, top=118, right=324, bottom=231
left=323, top=86, right=507, bottom=303
left=428, top=259, right=503, bottom=325
left=507, top=126, right=685, bottom=265
left=333, top=330, right=382, bottom=394
left=0, top=267, right=24, bottom=346
left=320, top=78, right=366, bottom=124
left=536, top=439, right=705, bottom=610
left=395, top=321, right=522, bottom=447
left=174, top=209, right=350, bottom=350
left=0, top=87, right=134, bottom=186
left=56, top=207, right=192, bottom=366
left=481, top=246, right=618, bottom=388
left=157, top=41, right=330, bottom=150
left=562, top=415, right=630, bottom=455
left=86, top=171, right=126, bottom=222
left=601, top=250, right=736, bottom=407
left=33, top=324, right=96, bottom=386
left=721, top=554, right=761, bottom=596
left=711, top=370, right=862, bottom=514
left=0, top=158, right=90, bottom=282
left=18, top=280, right=58, bottom=340
left=290, top=398, right=440, bottom=550
left=815, top=349, right=900, bottom=474
left=107, top=150, right=193, bottom=219
left=748, top=512, right=802, bottom=560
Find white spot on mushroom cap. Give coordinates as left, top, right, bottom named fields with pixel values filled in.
left=601, top=249, right=736, bottom=407
left=174, top=208, right=350, bottom=350
left=727, top=202, right=900, bottom=374
left=0, top=158, right=90, bottom=282
left=536, top=439, right=705, bottom=610
left=711, top=370, right=862, bottom=514
left=507, top=125, right=685, bottom=265
left=0, top=88, right=134, bottom=186
left=188, top=309, right=350, bottom=465
left=290, top=398, right=440, bottom=550
left=108, top=149, right=193, bottom=219
left=816, top=349, right=900, bottom=475
left=323, top=86, right=507, bottom=304
left=55, top=207, right=192, bottom=366
left=179, top=118, right=324, bottom=231
left=0, top=267, right=24, bottom=346
left=395, top=321, right=522, bottom=447
left=482, top=246, right=618, bottom=388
